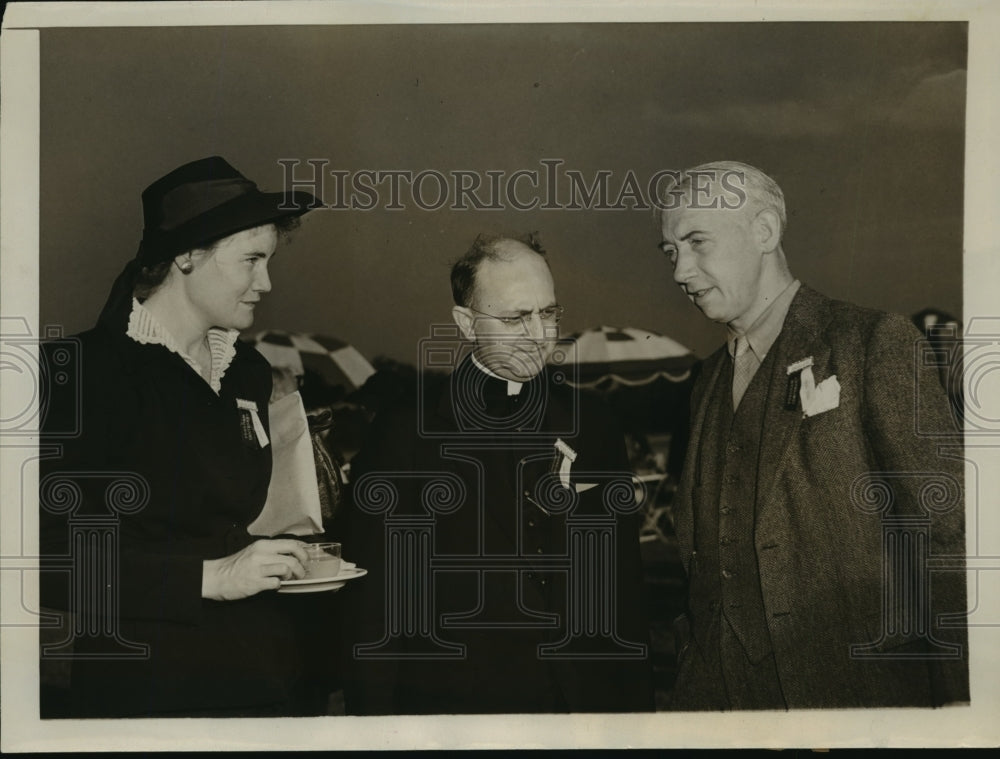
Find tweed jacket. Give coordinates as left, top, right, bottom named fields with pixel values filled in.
left=672, top=285, right=968, bottom=708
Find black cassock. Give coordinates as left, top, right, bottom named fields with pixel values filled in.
left=343, top=356, right=654, bottom=715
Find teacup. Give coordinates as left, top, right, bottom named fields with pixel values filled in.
left=303, top=542, right=342, bottom=579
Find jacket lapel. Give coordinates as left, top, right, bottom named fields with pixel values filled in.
left=754, top=285, right=833, bottom=513
left=675, top=347, right=726, bottom=565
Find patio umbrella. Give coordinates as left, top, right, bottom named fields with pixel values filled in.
left=249, top=330, right=375, bottom=394
left=554, top=325, right=696, bottom=390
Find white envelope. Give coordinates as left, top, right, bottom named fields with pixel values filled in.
left=248, top=391, right=324, bottom=537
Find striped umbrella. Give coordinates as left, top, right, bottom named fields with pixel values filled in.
left=553, top=325, right=695, bottom=390
left=249, top=330, right=375, bottom=394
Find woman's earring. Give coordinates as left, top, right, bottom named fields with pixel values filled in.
left=177, top=260, right=194, bottom=274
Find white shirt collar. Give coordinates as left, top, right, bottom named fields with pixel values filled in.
left=470, top=352, right=524, bottom=396
left=126, top=298, right=239, bottom=394
left=726, top=279, right=801, bottom=362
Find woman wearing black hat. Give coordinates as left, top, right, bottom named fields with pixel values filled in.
left=40, top=157, right=324, bottom=717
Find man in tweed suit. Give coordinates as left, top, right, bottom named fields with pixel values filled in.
left=658, top=161, right=968, bottom=709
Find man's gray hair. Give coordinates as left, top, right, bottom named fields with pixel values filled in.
left=659, top=160, right=787, bottom=238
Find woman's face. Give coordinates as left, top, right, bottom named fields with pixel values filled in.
left=184, top=224, right=278, bottom=331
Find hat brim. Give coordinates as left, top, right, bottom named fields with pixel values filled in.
left=139, top=189, right=322, bottom=264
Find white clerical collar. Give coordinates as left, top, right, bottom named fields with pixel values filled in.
left=470, top=353, right=523, bottom=396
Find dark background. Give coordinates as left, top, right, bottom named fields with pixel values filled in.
left=39, top=23, right=966, bottom=361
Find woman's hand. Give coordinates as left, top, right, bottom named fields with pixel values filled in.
left=201, top=539, right=309, bottom=601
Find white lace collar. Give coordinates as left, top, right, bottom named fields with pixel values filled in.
left=126, top=298, right=239, bottom=394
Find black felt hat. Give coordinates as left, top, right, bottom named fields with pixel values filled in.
left=98, top=156, right=322, bottom=327
left=136, top=156, right=322, bottom=265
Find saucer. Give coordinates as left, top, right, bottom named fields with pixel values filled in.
left=277, top=566, right=367, bottom=594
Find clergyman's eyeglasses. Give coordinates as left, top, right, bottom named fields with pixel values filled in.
left=468, top=305, right=564, bottom=330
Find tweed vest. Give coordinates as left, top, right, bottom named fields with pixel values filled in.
left=688, top=346, right=777, bottom=664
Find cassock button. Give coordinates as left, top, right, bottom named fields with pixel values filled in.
left=720, top=506, right=731, bottom=516
left=528, top=520, right=535, bottom=528
left=536, top=547, right=543, bottom=554
left=722, top=569, right=734, bottom=579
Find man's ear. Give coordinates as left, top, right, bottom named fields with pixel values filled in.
left=754, top=208, right=782, bottom=253
left=452, top=306, right=476, bottom=341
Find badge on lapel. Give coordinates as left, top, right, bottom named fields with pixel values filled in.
left=552, top=438, right=577, bottom=489
left=551, top=438, right=601, bottom=493
left=786, top=356, right=840, bottom=418
left=236, top=398, right=270, bottom=448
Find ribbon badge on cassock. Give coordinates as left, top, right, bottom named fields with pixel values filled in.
left=552, top=438, right=578, bottom=489
left=236, top=398, right=270, bottom=448
left=785, top=356, right=840, bottom=418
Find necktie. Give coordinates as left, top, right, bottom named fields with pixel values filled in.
left=732, top=337, right=758, bottom=411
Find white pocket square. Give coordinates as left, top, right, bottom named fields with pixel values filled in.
left=799, top=366, right=840, bottom=417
